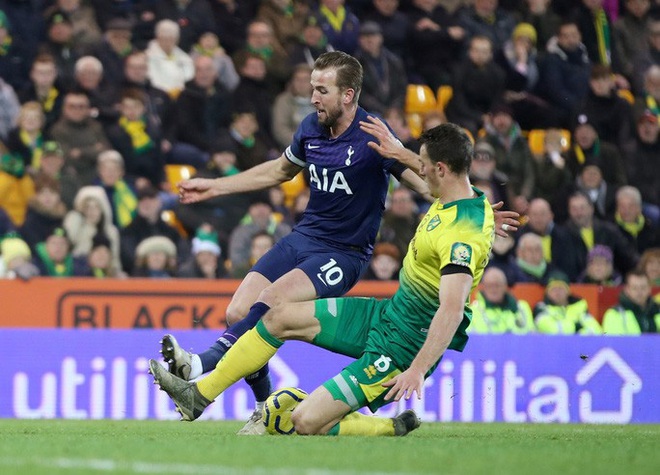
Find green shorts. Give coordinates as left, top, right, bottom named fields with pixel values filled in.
left=312, top=297, right=403, bottom=413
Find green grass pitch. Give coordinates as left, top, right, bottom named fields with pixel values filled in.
left=0, top=420, right=658, bottom=475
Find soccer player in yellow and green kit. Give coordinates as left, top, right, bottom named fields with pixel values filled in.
left=150, top=121, right=497, bottom=436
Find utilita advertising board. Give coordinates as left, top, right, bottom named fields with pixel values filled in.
left=0, top=331, right=657, bottom=423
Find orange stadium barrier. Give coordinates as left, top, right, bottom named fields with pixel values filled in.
left=0, top=278, right=629, bottom=328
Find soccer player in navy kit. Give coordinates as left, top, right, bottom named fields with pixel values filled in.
left=158, top=52, right=518, bottom=433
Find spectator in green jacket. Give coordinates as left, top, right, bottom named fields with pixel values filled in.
left=470, top=267, right=535, bottom=334
left=533, top=270, right=602, bottom=335
left=602, top=270, right=660, bottom=335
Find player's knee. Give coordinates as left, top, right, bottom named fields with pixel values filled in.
left=261, top=305, right=289, bottom=339
left=225, top=302, right=248, bottom=326
left=256, top=285, right=286, bottom=308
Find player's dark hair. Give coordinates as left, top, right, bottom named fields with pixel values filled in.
left=419, top=123, right=473, bottom=175
left=314, top=51, right=362, bottom=104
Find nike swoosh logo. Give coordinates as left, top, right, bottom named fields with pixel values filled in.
left=307, top=144, right=320, bottom=149
left=316, top=273, right=328, bottom=286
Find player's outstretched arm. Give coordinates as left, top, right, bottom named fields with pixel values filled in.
left=360, top=115, right=423, bottom=173
left=491, top=201, right=520, bottom=238
left=382, top=272, right=472, bottom=402
left=179, top=154, right=302, bottom=204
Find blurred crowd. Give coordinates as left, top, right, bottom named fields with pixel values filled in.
left=0, top=0, right=658, bottom=332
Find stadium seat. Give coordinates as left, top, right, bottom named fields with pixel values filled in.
left=527, top=129, right=571, bottom=155
left=280, top=171, right=308, bottom=208
left=161, top=210, right=188, bottom=238
left=406, top=113, right=424, bottom=139
left=436, top=85, right=453, bottom=111
left=405, top=84, right=437, bottom=115
left=617, top=89, right=635, bottom=105
left=165, top=164, right=196, bottom=191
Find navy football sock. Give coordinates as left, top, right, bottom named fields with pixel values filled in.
left=199, top=302, right=271, bottom=373
left=245, top=365, right=272, bottom=404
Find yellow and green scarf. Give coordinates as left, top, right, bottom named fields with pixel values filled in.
left=113, top=179, right=138, bottom=228
left=119, top=116, right=154, bottom=154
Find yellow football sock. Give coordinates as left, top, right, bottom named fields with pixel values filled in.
left=334, top=412, right=395, bottom=436
left=196, top=325, right=280, bottom=400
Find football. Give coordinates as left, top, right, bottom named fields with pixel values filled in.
left=263, top=387, right=308, bottom=435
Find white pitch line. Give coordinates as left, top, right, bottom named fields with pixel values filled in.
left=0, top=457, right=414, bottom=475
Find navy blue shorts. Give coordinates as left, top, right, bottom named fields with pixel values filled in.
left=251, top=231, right=370, bottom=298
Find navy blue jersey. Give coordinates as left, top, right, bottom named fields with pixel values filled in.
left=285, top=107, right=406, bottom=256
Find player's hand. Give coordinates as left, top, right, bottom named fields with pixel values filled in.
left=359, top=115, right=403, bottom=159
left=491, top=201, right=520, bottom=238
left=178, top=178, right=219, bottom=204
left=382, top=368, right=425, bottom=402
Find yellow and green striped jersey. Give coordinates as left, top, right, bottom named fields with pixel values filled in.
left=372, top=187, right=494, bottom=369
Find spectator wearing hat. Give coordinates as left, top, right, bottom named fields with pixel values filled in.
left=288, top=13, right=335, bottom=68
left=48, top=89, right=111, bottom=187
left=577, top=244, right=622, bottom=285
left=146, top=19, right=195, bottom=97
left=32, top=226, right=89, bottom=277
left=0, top=235, right=40, bottom=279
left=564, top=114, right=628, bottom=191
left=44, top=0, right=102, bottom=52
left=315, top=0, right=361, bottom=55
left=87, top=233, right=122, bottom=278
left=272, top=64, right=315, bottom=150
left=39, top=9, right=80, bottom=85
left=625, top=107, right=660, bottom=223
left=495, top=22, right=561, bottom=129
left=19, top=174, right=67, bottom=252
left=575, top=64, right=636, bottom=155
left=482, top=102, right=535, bottom=214
left=89, top=17, right=135, bottom=86
left=361, top=241, right=401, bottom=281
left=228, top=198, right=292, bottom=275
left=533, top=270, right=603, bottom=334
left=178, top=224, right=228, bottom=279
left=469, top=139, right=511, bottom=208
left=132, top=235, right=178, bottom=278
left=614, top=185, right=660, bottom=254
left=602, top=269, right=660, bottom=334
left=106, top=88, right=166, bottom=190
left=470, top=266, right=535, bottom=334
left=445, top=35, right=506, bottom=136
left=0, top=141, right=35, bottom=227
left=517, top=0, right=561, bottom=53
left=363, top=0, right=410, bottom=60
left=536, top=20, right=591, bottom=128
left=189, top=31, right=240, bottom=92
left=119, top=184, right=187, bottom=274
left=18, top=54, right=64, bottom=131
left=168, top=54, right=232, bottom=168
left=353, top=21, right=407, bottom=117
left=63, top=185, right=123, bottom=275
left=557, top=190, right=638, bottom=281
left=30, top=140, right=78, bottom=210
left=404, top=0, right=465, bottom=90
